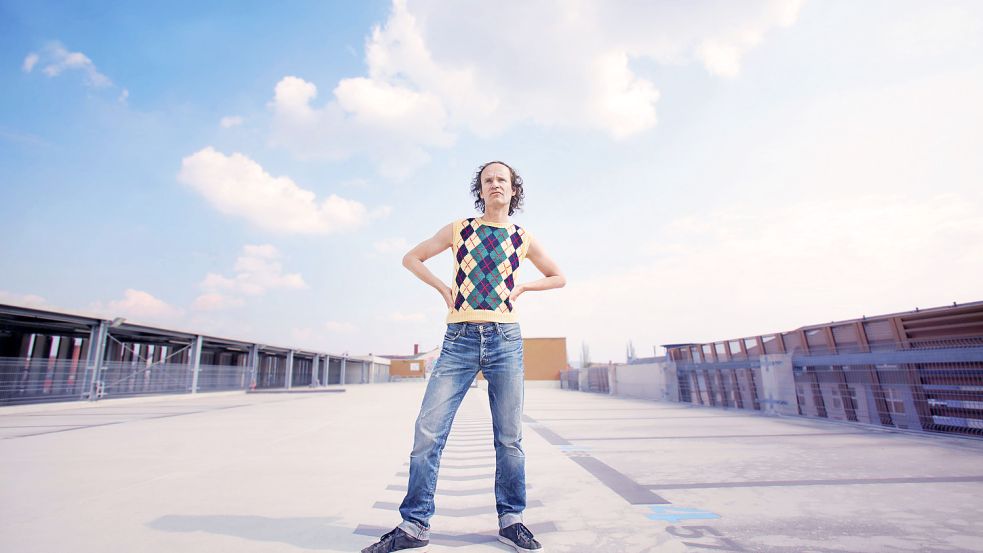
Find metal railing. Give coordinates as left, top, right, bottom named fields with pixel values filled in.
left=791, top=363, right=983, bottom=435
left=565, top=339, right=983, bottom=439
left=0, top=357, right=93, bottom=405
left=675, top=357, right=983, bottom=438
left=559, top=367, right=610, bottom=393
left=559, top=369, right=579, bottom=390
left=0, top=357, right=253, bottom=406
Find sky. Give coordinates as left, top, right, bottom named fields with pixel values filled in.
left=1, top=0, right=981, bottom=365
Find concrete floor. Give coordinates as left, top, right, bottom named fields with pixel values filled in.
left=1, top=381, right=982, bottom=553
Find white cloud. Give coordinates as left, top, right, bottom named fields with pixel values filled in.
left=373, top=237, right=409, bottom=255
left=0, top=126, right=48, bottom=147
left=191, top=293, right=245, bottom=311
left=521, top=193, right=983, bottom=363
left=177, top=146, right=390, bottom=234
left=22, top=53, right=39, bottom=72
left=268, top=74, right=453, bottom=179
left=0, top=290, right=47, bottom=308
left=883, top=3, right=982, bottom=59
left=266, top=0, right=802, bottom=175
left=290, top=320, right=360, bottom=353
left=388, top=311, right=426, bottom=323
left=89, top=289, right=184, bottom=323
left=193, top=244, right=306, bottom=310
left=324, top=320, right=357, bottom=333
left=117, top=88, right=128, bottom=104
left=24, top=42, right=113, bottom=87
left=518, top=65, right=983, bottom=363
left=220, top=115, right=244, bottom=128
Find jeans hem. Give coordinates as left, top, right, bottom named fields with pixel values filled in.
left=498, top=512, right=523, bottom=529
left=398, top=519, right=430, bottom=541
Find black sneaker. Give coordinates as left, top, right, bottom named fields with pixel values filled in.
left=361, top=526, right=429, bottom=553
left=498, top=522, right=543, bottom=552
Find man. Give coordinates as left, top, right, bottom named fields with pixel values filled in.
left=361, top=161, right=566, bottom=553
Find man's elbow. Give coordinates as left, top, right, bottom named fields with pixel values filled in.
left=554, top=274, right=567, bottom=288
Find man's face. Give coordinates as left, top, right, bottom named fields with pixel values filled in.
left=479, top=163, right=513, bottom=211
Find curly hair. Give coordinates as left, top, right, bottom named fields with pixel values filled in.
left=470, top=160, right=525, bottom=216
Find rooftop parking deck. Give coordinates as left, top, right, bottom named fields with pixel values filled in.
left=2, top=381, right=982, bottom=552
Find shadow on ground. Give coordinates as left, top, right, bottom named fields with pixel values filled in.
left=148, top=514, right=361, bottom=550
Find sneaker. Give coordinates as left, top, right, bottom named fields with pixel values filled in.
left=361, top=526, right=429, bottom=553
left=498, top=522, right=543, bottom=552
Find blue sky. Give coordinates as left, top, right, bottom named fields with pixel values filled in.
left=2, top=0, right=982, bottom=364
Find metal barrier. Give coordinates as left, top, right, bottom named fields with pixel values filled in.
left=559, top=367, right=610, bottom=393
left=0, top=357, right=93, bottom=405
left=670, top=349, right=983, bottom=438
left=196, top=364, right=252, bottom=392
left=678, top=365, right=763, bottom=410
left=791, top=362, right=983, bottom=435
left=0, top=357, right=253, bottom=406
left=586, top=367, right=610, bottom=393
left=98, top=360, right=193, bottom=397
left=559, top=369, right=579, bottom=390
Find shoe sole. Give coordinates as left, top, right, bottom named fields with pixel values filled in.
left=497, top=535, right=543, bottom=553
left=361, top=544, right=428, bottom=553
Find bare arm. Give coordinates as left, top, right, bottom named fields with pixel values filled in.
left=402, top=223, right=455, bottom=308
left=510, top=234, right=566, bottom=302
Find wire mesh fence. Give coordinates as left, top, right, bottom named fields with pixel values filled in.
left=0, top=357, right=254, bottom=406
left=0, top=357, right=92, bottom=405
left=559, top=367, right=610, bottom=393
left=674, top=359, right=983, bottom=438
left=559, top=369, right=579, bottom=390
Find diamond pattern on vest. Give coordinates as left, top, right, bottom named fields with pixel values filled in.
left=451, top=218, right=527, bottom=314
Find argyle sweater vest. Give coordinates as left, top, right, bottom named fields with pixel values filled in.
left=446, top=217, right=532, bottom=324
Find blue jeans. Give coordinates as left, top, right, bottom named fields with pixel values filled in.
left=398, top=321, right=526, bottom=540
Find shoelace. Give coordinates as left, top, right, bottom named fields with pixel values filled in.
left=514, top=523, right=535, bottom=542
left=378, top=528, right=400, bottom=544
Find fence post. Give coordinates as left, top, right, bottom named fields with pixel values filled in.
left=86, top=321, right=109, bottom=402
left=248, top=344, right=259, bottom=390
left=190, top=335, right=203, bottom=394
left=759, top=353, right=797, bottom=415
left=663, top=360, right=680, bottom=402
left=285, top=350, right=294, bottom=389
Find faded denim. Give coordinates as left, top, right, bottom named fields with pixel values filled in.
left=397, top=321, right=526, bottom=541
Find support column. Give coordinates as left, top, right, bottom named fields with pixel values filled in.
left=340, top=356, right=347, bottom=385
left=285, top=350, right=295, bottom=389
left=248, top=344, right=259, bottom=390
left=86, top=321, right=109, bottom=401
left=577, top=367, right=587, bottom=391
left=607, top=362, right=617, bottom=395
left=759, top=354, right=797, bottom=415
left=190, top=335, right=203, bottom=394
left=663, top=361, right=680, bottom=402
left=312, top=355, right=320, bottom=386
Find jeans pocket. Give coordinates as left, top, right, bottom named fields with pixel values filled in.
left=444, top=323, right=464, bottom=342
left=499, top=323, right=522, bottom=342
